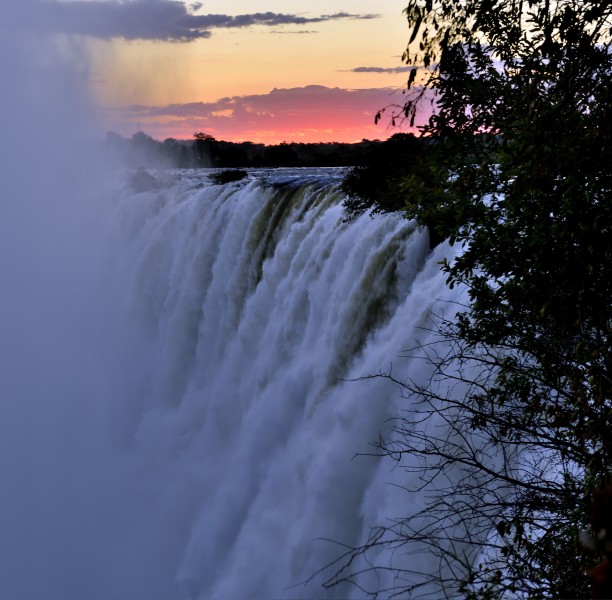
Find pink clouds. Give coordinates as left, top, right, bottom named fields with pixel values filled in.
left=104, top=85, right=431, bottom=143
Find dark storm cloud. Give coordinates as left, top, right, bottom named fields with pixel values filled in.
left=20, top=1, right=380, bottom=42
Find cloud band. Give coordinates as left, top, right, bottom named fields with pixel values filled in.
left=17, top=1, right=379, bottom=42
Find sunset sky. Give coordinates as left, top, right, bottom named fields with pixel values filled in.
left=18, top=0, right=419, bottom=143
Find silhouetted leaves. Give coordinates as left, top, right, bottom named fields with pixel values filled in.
left=331, top=0, right=612, bottom=597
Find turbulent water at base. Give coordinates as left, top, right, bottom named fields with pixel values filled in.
left=1, top=167, right=468, bottom=599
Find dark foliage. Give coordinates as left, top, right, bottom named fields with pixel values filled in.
left=324, top=1, right=612, bottom=598
left=341, top=133, right=432, bottom=213
left=103, top=131, right=379, bottom=169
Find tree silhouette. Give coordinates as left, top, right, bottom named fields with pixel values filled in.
left=329, top=1, right=612, bottom=597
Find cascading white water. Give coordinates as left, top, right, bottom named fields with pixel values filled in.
left=0, top=5, right=482, bottom=598
left=70, top=167, right=464, bottom=599
left=1, top=145, right=473, bottom=598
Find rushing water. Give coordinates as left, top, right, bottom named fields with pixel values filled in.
left=1, top=167, right=467, bottom=599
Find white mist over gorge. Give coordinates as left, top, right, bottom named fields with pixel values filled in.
left=1, top=159, right=468, bottom=597
left=0, top=3, right=476, bottom=599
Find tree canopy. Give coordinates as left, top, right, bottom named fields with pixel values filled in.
left=334, top=1, right=612, bottom=597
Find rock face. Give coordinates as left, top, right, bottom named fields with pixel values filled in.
left=208, top=169, right=248, bottom=185
left=128, top=167, right=163, bottom=193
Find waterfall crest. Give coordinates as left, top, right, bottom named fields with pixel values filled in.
left=99, top=169, right=464, bottom=598
left=2, top=168, right=466, bottom=599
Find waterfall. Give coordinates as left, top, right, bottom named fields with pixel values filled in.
left=1, top=167, right=468, bottom=599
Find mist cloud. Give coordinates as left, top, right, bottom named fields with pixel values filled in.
left=19, top=1, right=379, bottom=42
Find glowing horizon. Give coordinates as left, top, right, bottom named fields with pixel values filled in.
left=105, top=84, right=425, bottom=144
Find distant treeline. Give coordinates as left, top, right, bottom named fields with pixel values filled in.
left=103, top=130, right=426, bottom=170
